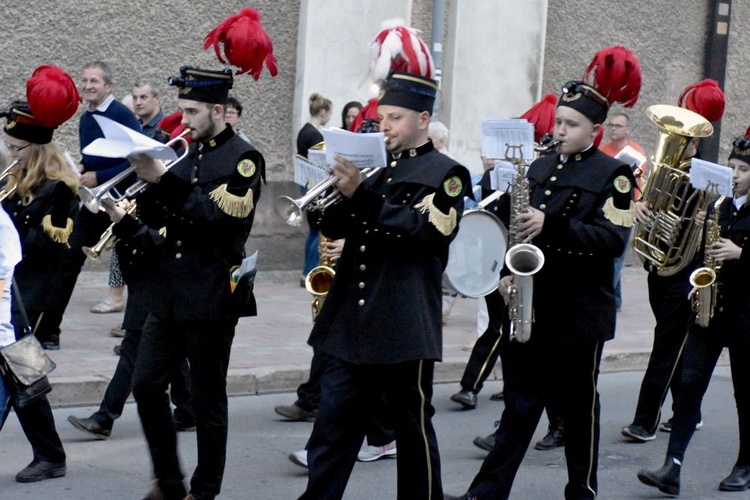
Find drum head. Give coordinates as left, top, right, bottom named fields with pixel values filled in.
left=443, top=209, right=508, bottom=298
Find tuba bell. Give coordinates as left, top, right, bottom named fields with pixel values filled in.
left=632, top=105, right=714, bottom=276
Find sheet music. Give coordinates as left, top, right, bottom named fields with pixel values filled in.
left=490, top=160, right=516, bottom=192
left=321, top=128, right=386, bottom=169
left=82, top=115, right=179, bottom=161
left=615, top=145, right=647, bottom=169
left=294, top=154, right=329, bottom=187
left=481, top=119, right=535, bottom=161
left=690, top=158, right=733, bottom=197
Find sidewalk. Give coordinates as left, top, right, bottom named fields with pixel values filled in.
left=45, top=264, right=693, bottom=407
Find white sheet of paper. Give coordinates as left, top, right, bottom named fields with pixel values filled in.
left=294, top=154, right=328, bottom=187
left=490, top=161, right=515, bottom=192
left=321, top=128, right=386, bottom=169
left=81, top=115, right=179, bottom=162
left=615, top=145, right=647, bottom=169
left=690, top=158, right=733, bottom=197
left=481, top=119, right=535, bottom=161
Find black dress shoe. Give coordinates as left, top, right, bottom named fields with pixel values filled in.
left=473, top=432, right=496, bottom=452
left=720, top=465, right=750, bottom=491
left=637, top=457, right=681, bottom=496
left=67, top=414, right=111, bottom=439
left=489, top=390, right=504, bottom=401
left=450, top=389, right=478, bottom=409
left=42, top=339, right=60, bottom=350
left=622, top=423, right=656, bottom=442
left=535, top=425, right=564, bottom=450
left=15, top=460, right=66, bottom=483
left=274, top=403, right=318, bottom=421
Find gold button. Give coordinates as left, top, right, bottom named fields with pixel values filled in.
left=360, top=245, right=366, bottom=252
left=358, top=282, right=365, bottom=289
left=359, top=264, right=366, bottom=271
left=176, top=240, right=182, bottom=247
left=557, top=164, right=563, bottom=170
left=175, top=253, right=182, bottom=259
left=390, top=161, right=397, bottom=168
left=358, top=299, right=365, bottom=306
left=198, top=155, right=203, bottom=160
left=540, top=204, right=547, bottom=209
left=545, top=190, right=551, bottom=196
left=550, top=176, right=557, bottom=181
left=386, top=178, right=392, bottom=184
left=191, top=178, right=198, bottom=184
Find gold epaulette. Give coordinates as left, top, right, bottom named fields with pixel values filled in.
left=603, top=198, right=635, bottom=227
left=415, top=193, right=457, bottom=236
left=42, top=215, right=74, bottom=243
left=209, top=184, right=254, bottom=218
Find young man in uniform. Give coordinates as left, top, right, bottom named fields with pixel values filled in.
left=129, top=65, right=265, bottom=500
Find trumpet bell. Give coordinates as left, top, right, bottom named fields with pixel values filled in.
left=274, top=196, right=304, bottom=227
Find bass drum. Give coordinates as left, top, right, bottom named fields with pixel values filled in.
left=443, top=209, right=508, bottom=298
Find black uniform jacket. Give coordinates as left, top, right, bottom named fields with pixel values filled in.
left=113, top=214, right=165, bottom=331
left=697, top=198, right=750, bottom=348
left=309, top=141, right=471, bottom=364
left=2, top=180, right=78, bottom=312
left=136, top=126, right=263, bottom=322
left=513, top=147, right=634, bottom=343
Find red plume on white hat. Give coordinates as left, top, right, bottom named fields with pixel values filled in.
left=368, top=20, right=434, bottom=82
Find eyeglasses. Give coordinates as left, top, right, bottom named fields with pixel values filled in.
left=604, top=123, right=626, bottom=129
left=4, top=142, right=30, bottom=154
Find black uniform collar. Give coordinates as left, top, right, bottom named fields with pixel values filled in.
left=559, top=143, right=597, bottom=164
left=389, top=139, right=434, bottom=161
left=197, top=125, right=235, bottom=153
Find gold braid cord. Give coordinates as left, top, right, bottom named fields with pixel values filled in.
left=603, top=198, right=635, bottom=227
left=415, top=193, right=457, bottom=236
left=209, top=184, right=254, bottom=218
left=41, top=215, right=73, bottom=243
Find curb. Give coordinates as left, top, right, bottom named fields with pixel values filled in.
left=47, top=349, right=730, bottom=409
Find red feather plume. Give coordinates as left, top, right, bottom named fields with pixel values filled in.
left=678, top=79, right=725, bottom=122
left=520, top=93, right=557, bottom=142
left=349, top=98, right=380, bottom=132
left=594, top=126, right=605, bottom=148
left=582, top=46, right=641, bottom=108
left=745, top=125, right=750, bottom=138
left=204, top=8, right=278, bottom=79
left=26, top=65, right=81, bottom=127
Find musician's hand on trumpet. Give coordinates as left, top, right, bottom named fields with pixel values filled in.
left=100, top=198, right=130, bottom=224
left=128, top=153, right=167, bottom=184
left=516, top=207, right=544, bottom=243
left=330, top=155, right=362, bottom=199
left=80, top=171, right=98, bottom=188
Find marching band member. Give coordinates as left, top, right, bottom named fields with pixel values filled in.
left=300, top=24, right=471, bottom=500
left=446, top=46, right=639, bottom=500
left=637, top=130, right=750, bottom=495
left=0, top=65, right=80, bottom=483
left=128, top=8, right=275, bottom=499
left=622, top=80, right=725, bottom=442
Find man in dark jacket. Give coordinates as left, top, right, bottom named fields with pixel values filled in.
left=299, top=70, right=471, bottom=500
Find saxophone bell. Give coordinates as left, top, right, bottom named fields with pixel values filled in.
left=505, top=243, right=545, bottom=343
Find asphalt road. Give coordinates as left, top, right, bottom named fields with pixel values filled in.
left=0, top=367, right=739, bottom=499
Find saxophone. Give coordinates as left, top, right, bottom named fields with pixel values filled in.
left=688, top=196, right=725, bottom=328
left=305, top=236, right=336, bottom=322
left=504, top=145, right=545, bottom=343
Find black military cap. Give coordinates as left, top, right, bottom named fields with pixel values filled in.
left=379, top=70, right=438, bottom=115
left=2, top=101, right=55, bottom=144
left=557, top=80, right=609, bottom=125
left=168, top=66, right=233, bottom=104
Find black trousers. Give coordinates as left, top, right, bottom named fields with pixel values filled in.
left=667, top=324, right=750, bottom=466
left=460, top=291, right=505, bottom=394
left=92, top=329, right=193, bottom=429
left=48, top=209, right=111, bottom=330
left=132, top=313, right=236, bottom=499
left=11, top=394, right=66, bottom=465
left=298, top=349, right=395, bottom=448
left=301, top=357, right=442, bottom=500
left=467, top=336, right=604, bottom=500
left=630, top=269, right=694, bottom=432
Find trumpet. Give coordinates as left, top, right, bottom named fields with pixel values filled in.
left=82, top=203, right=138, bottom=260
left=0, top=160, right=20, bottom=202
left=275, top=167, right=379, bottom=227
left=78, top=129, right=190, bottom=213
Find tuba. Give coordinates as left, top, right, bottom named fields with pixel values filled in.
left=504, top=145, right=545, bottom=343
left=689, top=196, right=726, bottom=327
left=632, top=105, right=714, bottom=276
